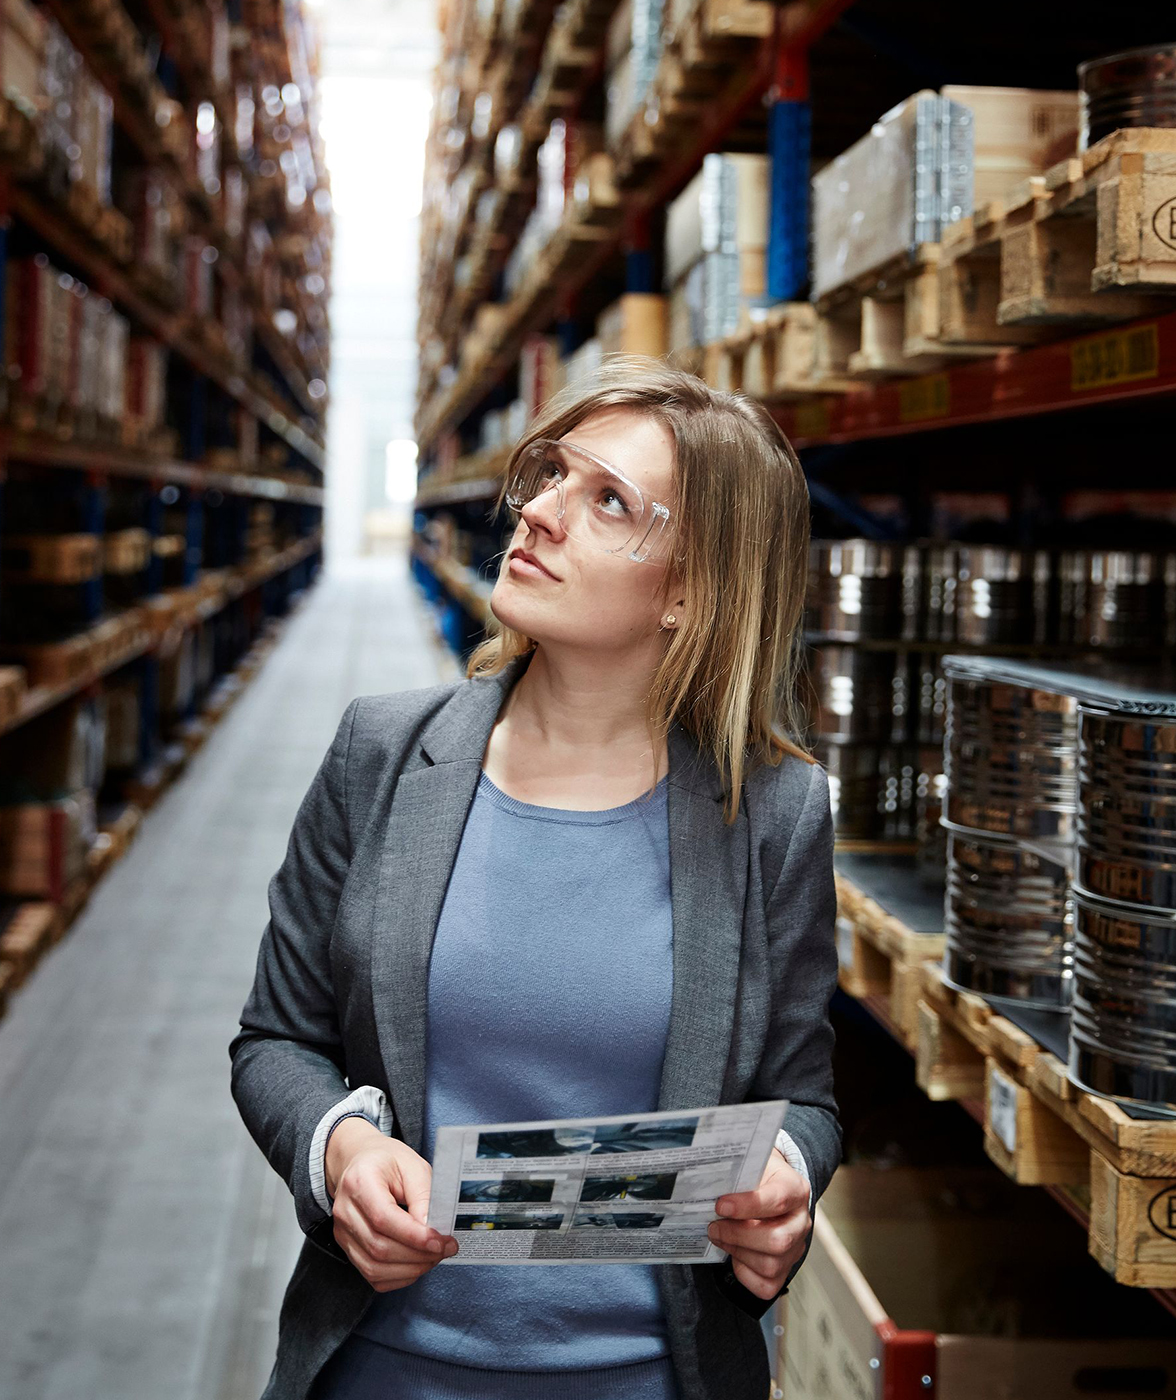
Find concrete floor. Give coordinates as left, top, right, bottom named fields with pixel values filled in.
left=0, top=556, right=455, bottom=1400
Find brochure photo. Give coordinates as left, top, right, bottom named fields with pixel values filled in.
left=426, top=1100, right=788, bottom=1264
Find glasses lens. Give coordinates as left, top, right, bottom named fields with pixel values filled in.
left=507, top=443, right=649, bottom=554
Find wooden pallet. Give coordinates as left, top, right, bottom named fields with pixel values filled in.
left=938, top=127, right=1176, bottom=341
left=612, top=0, right=769, bottom=188
left=708, top=303, right=858, bottom=400
left=917, top=964, right=1176, bottom=1289
left=834, top=867, right=945, bottom=1051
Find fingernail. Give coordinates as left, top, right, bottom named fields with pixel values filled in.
left=444, top=1241, right=458, bottom=1257
left=717, top=1201, right=732, bottom=1216
left=427, top=1236, right=442, bottom=1252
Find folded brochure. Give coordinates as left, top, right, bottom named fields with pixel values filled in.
left=426, top=1100, right=788, bottom=1264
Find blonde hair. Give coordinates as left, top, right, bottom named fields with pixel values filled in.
left=466, top=353, right=817, bottom=825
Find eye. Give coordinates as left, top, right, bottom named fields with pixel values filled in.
left=598, top=488, right=632, bottom=516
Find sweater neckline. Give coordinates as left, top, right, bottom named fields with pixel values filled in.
left=476, top=770, right=668, bottom=825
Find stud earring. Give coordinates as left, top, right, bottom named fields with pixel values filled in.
left=663, top=615, right=676, bottom=627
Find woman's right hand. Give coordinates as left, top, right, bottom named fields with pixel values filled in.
left=325, top=1117, right=459, bottom=1291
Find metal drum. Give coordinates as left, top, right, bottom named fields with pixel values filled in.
left=809, top=539, right=903, bottom=640
left=820, top=741, right=918, bottom=840
left=915, top=653, right=947, bottom=746
left=944, top=826, right=1074, bottom=1008
left=1058, top=549, right=1173, bottom=651
left=1078, top=43, right=1176, bottom=150
left=901, top=542, right=958, bottom=642
left=1077, top=709, right=1176, bottom=908
left=945, top=675, right=1079, bottom=840
left=821, top=741, right=889, bottom=839
left=1069, top=884, right=1176, bottom=1113
left=808, top=645, right=909, bottom=744
left=955, top=547, right=1051, bottom=647
left=916, top=752, right=948, bottom=885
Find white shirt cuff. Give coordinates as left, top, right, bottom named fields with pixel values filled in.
left=308, top=1084, right=394, bottom=1216
left=775, top=1127, right=813, bottom=1214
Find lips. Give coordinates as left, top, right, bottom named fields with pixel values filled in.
left=510, top=549, right=559, bottom=580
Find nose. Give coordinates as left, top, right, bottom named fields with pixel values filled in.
left=519, top=480, right=567, bottom=540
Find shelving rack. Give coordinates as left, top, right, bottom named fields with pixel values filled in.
left=409, top=0, right=1176, bottom=1346
left=0, top=0, right=332, bottom=1016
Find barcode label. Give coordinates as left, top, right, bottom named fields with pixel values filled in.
left=1071, top=323, right=1159, bottom=391
left=989, top=1065, right=1018, bottom=1154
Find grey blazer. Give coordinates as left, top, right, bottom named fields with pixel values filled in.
left=229, top=649, right=841, bottom=1400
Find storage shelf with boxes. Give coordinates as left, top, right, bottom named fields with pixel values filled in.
left=0, top=0, right=331, bottom=1019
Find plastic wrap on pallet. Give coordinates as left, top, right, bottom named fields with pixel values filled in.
left=667, top=260, right=706, bottom=353
left=812, top=91, right=971, bottom=301
left=562, top=336, right=604, bottom=391
left=537, top=118, right=567, bottom=224
left=2, top=0, right=46, bottom=112
left=702, top=248, right=741, bottom=342
left=494, top=123, right=523, bottom=181
left=941, top=85, right=1080, bottom=204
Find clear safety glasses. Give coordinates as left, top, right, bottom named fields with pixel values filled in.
left=503, top=439, right=672, bottom=564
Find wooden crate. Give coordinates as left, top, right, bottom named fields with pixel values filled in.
left=936, top=128, right=1176, bottom=334
left=834, top=868, right=945, bottom=1052
left=920, top=963, right=1176, bottom=1289
left=777, top=1164, right=1176, bottom=1400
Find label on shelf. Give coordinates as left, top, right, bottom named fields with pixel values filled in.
left=988, top=1063, right=1018, bottom=1155
left=794, top=399, right=832, bottom=439
left=898, top=372, right=951, bottom=423
left=834, top=914, right=858, bottom=972
left=1070, top=322, right=1159, bottom=392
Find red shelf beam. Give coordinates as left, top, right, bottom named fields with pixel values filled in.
left=774, top=309, right=1176, bottom=448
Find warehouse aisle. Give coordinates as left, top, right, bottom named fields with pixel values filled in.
left=0, top=560, right=456, bottom=1400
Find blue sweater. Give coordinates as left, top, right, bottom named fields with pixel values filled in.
left=344, top=769, right=680, bottom=1398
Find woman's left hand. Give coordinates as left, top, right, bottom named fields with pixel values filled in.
left=707, top=1148, right=811, bottom=1299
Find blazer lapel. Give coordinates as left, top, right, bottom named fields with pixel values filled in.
left=659, top=725, right=748, bottom=1114
left=368, top=656, right=526, bottom=1154
left=368, top=650, right=748, bottom=1154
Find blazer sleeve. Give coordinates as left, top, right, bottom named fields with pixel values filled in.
left=227, top=696, right=364, bottom=1255
left=718, top=759, right=842, bottom=1319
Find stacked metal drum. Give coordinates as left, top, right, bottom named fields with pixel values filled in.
left=940, top=657, right=1078, bottom=1010
left=807, top=539, right=1176, bottom=851
left=1078, top=42, right=1176, bottom=149
left=1071, top=699, right=1176, bottom=1113
left=805, top=539, right=921, bottom=843
left=940, top=655, right=1176, bottom=1114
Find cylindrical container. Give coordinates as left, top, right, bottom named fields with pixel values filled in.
left=1078, top=708, right=1176, bottom=908
left=943, top=825, right=1074, bottom=1009
left=914, top=653, right=947, bottom=746
left=1078, top=43, right=1176, bottom=150
left=1069, top=884, right=1176, bottom=1114
left=821, top=741, right=888, bottom=839
left=1058, top=549, right=1172, bottom=651
left=955, top=547, right=1051, bottom=647
left=877, top=744, right=919, bottom=841
left=808, top=645, right=908, bottom=744
left=916, top=749, right=948, bottom=885
left=809, top=539, right=903, bottom=641
left=820, top=741, right=918, bottom=840
left=944, top=675, right=1079, bottom=840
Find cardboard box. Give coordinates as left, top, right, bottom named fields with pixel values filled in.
left=941, top=85, right=1079, bottom=206
left=596, top=294, right=667, bottom=358
left=777, top=1166, right=1176, bottom=1400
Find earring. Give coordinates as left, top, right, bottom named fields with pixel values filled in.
left=662, top=615, right=677, bottom=628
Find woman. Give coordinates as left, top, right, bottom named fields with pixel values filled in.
left=229, top=356, right=841, bottom=1400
